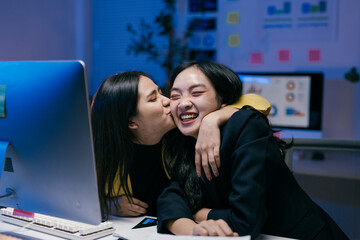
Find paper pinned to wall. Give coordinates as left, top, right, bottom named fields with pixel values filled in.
left=308, top=48, right=322, bottom=62
left=250, top=52, right=263, bottom=65
left=256, top=0, right=338, bottom=42
left=0, top=85, right=6, bottom=118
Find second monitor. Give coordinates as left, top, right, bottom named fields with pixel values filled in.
left=238, top=72, right=324, bottom=138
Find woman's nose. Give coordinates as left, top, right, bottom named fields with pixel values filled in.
left=162, top=96, right=170, bottom=107
left=179, top=98, right=192, bottom=110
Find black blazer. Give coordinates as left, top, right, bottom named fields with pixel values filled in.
left=157, top=109, right=348, bottom=240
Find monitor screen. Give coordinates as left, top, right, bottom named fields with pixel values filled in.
left=237, top=72, right=324, bottom=131
left=0, top=61, right=102, bottom=225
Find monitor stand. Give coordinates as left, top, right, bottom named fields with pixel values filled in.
left=0, top=141, right=16, bottom=200
left=0, top=141, right=9, bottom=175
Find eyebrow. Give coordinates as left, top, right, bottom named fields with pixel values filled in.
left=145, top=87, right=160, bottom=99
left=171, top=84, right=206, bottom=92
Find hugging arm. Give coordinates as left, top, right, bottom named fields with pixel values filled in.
left=196, top=106, right=238, bottom=181
left=195, top=93, right=271, bottom=181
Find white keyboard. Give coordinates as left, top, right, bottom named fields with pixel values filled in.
left=0, top=207, right=115, bottom=240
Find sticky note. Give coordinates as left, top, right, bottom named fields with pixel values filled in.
left=308, top=49, right=321, bottom=62
left=228, top=34, right=240, bottom=47
left=227, top=12, right=239, bottom=24
left=278, top=49, right=290, bottom=62
left=0, top=85, right=6, bottom=118
left=250, top=52, right=263, bottom=65
left=203, top=34, right=215, bottom=47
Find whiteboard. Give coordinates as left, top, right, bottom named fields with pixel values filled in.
left=177, top=0, right=360, bottom=79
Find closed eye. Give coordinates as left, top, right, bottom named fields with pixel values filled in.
left=192, top=91, right=204, bottom=96
left=170, top=94, right=180, bottom=100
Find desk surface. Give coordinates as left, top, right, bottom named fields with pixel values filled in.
left=0, top=216, right=294, bottom=240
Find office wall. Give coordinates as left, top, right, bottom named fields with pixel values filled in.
left=91, top=0, right=167, bottom=95
left=181, top=0, right=360, bottom=140
left=91, top=0, right=360, bottom=140
left=0, top=0, right=358, bottom=139
left=0, top=0, right=93, bottom=86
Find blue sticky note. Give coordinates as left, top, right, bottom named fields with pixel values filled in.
left=0, top=85, right=5, bottom=118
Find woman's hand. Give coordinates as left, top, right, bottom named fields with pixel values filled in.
left=167, top=217, right=238, bottom=237
left=192, top=219, right=239, bottom=237
left=110, top=195, right=148, bottom=217
left=193, top=208, right=211, bottom=223
left=196, top=106, right=238, bottom=181
left=196, top=115, right=221, bottom=181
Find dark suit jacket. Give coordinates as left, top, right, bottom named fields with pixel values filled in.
left=157, top=109, right=348, bottom=240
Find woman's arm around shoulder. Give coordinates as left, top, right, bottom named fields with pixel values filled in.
left=196, top=106, right=238, bottom=180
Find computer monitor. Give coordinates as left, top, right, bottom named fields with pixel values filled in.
left=237, top=72, right=324, bottom=138
left=0, top=61, right=102, bottom=225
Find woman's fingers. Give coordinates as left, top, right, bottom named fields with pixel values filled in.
left=201, top=150, right=212, bottom=181
left=195, top=144, right=221, bottom=181
left=202, top=220, right=226, bottom=236
left=195, top=119, right=221, bottom=180
left=112, top=196, right=148, bottom=217
left=207, top=149, right=219, bottom=178
left=216, top=219, right=237, bottom=236
left=131, top=197, right=149, bottom=209
left=193, top=219, right=237, bottom=236
left=195, top=150, right=202, bottom=178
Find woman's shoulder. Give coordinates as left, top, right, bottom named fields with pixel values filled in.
left=227, top=108, right=267, bottom=126
left=222, top=108, right=271, bottom=138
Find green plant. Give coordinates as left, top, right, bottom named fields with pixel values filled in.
left=126, top=0, right=191, bottom=83
left=344, top=67, right=360, bottom=83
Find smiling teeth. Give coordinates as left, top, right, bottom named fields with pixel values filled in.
left=181, top=114, right=197, bottom=120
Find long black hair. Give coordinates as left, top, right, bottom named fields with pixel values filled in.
left=164, top=61, right=243, bottom=213
left=90, top=71, right=151, bottom=218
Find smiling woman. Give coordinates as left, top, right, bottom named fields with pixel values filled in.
left=158, top=60, right=348, bottom=239
left=169, top=66, right=235, bottom=138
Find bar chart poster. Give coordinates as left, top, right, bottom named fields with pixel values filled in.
left=256, top=0, right=338, bottom=42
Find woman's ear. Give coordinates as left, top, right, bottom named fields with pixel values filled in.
left=128, top=119, right=138, bottom=130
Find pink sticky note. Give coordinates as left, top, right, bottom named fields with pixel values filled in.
left=308, top=49, right=321, bottom=62
left=250, top=52, right=263, bottom=65
left=278, top=49, right=290, bottom=62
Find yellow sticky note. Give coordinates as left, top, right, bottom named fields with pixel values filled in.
left=0, top=85, right=6, bottom=118
left=228, top=34, right=240, bottom=47
left=227, top=12, right=240, bottom=24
